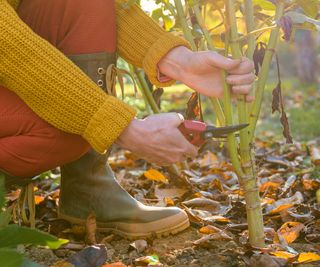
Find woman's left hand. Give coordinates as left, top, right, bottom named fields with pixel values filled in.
left=158, top=46, right=255, bottom=101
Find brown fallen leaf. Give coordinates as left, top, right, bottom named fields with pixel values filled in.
left=274, top=222, right=305, bottom=244
left=265, top=192, right=304, bottom=214
left=199, top=225, right=222, bottom=235
left=259, top=181, right=280, bottom=193
left=67, top=245, right=107, bottom=267
left=193, top=232, right=232, bottom=247
left=51, top=261, right=74, bottom=267
left=307, top=141, right=320, bottom=165
left=130, top=239, right=148, bottom=253
left=103, top=262, right=127, bottom=267
left=249, top=253, right=281, bottom=267
left=85, top=213, right=97, bottom=245
left=182, top=197, right=221, bottom=213
left=144, top=169, right=168, bottom=184
left=199, top=151, right=218, bottom=168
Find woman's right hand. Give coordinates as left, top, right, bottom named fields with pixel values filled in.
left=116, top=113, right=198, bottom=165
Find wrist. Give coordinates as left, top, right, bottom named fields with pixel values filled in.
left=157, top=46, right=193, bottom=81
left=115, top=118, right=142, bottom=150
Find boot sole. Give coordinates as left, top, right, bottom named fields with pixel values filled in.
left=58, top=211, right=190, bottom=240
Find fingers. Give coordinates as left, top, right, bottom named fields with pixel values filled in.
left=226, top=73, right=255, bottom=86
left=207, top=52, right=241, bottom=71
left=228, top=57, right=255, bottom=75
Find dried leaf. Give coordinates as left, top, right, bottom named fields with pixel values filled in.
left=51, top=261, right=75, bottom=267
left=297, top=252, right=320, bottom=263
left=193, top=232, right=232, bottom=247
left=270, top=251, right=297, bottom=260
left=307, top=142, right=320, bottom=165
left=130, top=240, right=148, bottom=253
left=152, top=88, right=164, bottom=109
left=272, top=82, right=281, bottom=114
left=144, top=169, right=168, bottom=184
left=260, top=181, right=280, bottom=193
left=265, top=192, right=304, bottom=214
left=67, top=245, right=107, bottom=267
left=34, top=195, right=45, bottom=205
left=199, top=225, right=222, bottom=235
left=274, top=222, right=305, bottom=244
left=253, top=42, right=267, bottom=75
left=280, top=111, right=293, bottom=144
left=199, top=151, right=218, bottom=168
left=164, top=197, right=174, bottom=206
left=182, top=198, right=221, bottom=213
left=103, top=262, right=127, bottom=267
left=271, top=80, right=293, bottom=143
left=135, top=254, right=160, bottom=265
left=185, top=92, right=202, bottom=120
left=85, top=213, right=97, bottom=245
left=279, top=15, right=293, bottom=42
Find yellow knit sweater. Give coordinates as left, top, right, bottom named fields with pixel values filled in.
left=0, top=0, right=189, bottom=153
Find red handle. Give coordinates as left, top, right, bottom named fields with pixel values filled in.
left=178, top=120, right=206, bottom=146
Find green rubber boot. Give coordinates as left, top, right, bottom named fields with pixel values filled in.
left=58, top=52, right=189, bottom=239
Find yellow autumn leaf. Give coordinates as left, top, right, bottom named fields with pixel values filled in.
left=269, top=204, right=294, bottom=214
left=297, top=252, right=320, bottom=263
left=274, top=222, right=305, bottom=244
left=199, top=225, right=221, bottom=235
left=34, top=195, right=45, bottom=205
left=144, top=169, right=168, bottom=184
left=270, top=251, right=297, bottom=260
left=164, top=197, right=174, bottom=206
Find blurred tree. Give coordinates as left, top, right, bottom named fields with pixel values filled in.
left=294, top=30, right=318, bottom=84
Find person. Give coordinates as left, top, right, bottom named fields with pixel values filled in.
left=0, top=0, right=255, bottom=239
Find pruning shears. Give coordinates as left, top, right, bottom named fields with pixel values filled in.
left=179, top=120, right=249, bottom=146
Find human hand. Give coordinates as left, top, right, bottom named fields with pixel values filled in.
left=158, top=46, right=255, bottom=101
left=115, top=113, right=198, bottom=165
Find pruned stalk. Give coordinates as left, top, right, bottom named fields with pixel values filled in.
left=248, top=3, right=285, bottom=142
left=226, top=0, right=265, bottom=247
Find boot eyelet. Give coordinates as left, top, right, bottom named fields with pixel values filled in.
left=97, top=80, right=104, bottom=87
left=97, top=68, right=105, bottom=75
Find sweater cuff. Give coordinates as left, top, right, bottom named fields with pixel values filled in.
left=142, top=32, right=191, bottom=87
left=83, top=97, right=136, bottom=153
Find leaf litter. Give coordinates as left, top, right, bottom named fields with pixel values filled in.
left=4, top=134, right=320, bottom=266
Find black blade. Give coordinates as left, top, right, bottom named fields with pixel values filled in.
left=205, top=123, right=249, bottom=138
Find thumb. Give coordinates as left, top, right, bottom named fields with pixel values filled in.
left=165, top=112, right=185, bottom=127
left=207, top=52, right=241, bottom=71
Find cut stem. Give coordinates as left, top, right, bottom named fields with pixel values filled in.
left=226, top=0, right=265, bottom=247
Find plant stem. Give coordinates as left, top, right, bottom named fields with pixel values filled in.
left=248, top=2, right=285, bottom=142
left=226, top=0, right=266, bottom=247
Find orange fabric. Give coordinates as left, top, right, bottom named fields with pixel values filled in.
left=0, top=0, right=117, bottom=177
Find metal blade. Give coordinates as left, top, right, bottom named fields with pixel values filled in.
left=204, top=123, right=249, bottom=138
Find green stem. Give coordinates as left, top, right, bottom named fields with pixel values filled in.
left=248, top=3, right=285, bottom=142
left=179, top=0, right=225, bottom=126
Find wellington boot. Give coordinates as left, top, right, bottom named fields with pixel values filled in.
left=59, top=149, right=189, bottom=239
left=59, top=52, right=189, bottom=239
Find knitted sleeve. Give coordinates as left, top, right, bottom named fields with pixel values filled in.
left=115, top=0, right=191, bottom=87
left=0, top=0, right=136, bottom=153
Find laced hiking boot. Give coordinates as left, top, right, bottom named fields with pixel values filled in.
left=58, top=52, right=190, bottom=239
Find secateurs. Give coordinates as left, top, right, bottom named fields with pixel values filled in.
left=179, top=120, right=249, bottom=146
